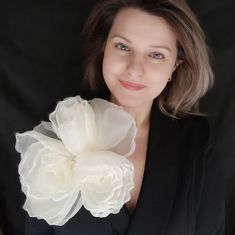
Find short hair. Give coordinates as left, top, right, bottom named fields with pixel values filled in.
left=82, top=0, right=214, bottom=118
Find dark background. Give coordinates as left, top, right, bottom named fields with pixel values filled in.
left=0, top=0, right=234, bottom=234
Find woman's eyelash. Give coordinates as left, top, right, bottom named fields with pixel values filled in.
left=114, top=43, right=164, bottom=60
left=115, top=43, right=130, bottom=51
left=149, top=52, right=165, bottom=60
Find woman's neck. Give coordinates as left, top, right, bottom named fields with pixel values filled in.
left=110, top=95, right=152, bottom=128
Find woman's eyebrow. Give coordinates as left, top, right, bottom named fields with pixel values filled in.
left=150, top=45, right=172, bottom=53
left=111, top=34, right=172, bottom=53
left=111, top=34, right=131, bottom=43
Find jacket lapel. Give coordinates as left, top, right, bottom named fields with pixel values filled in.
left=126, top=103, right=181, bottom=235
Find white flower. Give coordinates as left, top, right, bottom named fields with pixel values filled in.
left=89, top=99, right=136, bottom=157
left=15, top=123, right=82, bottom=226
left=49, top=96, right=136, bottom=157
left=49, top=96, right=97, bottom=155
left=15, top=96, right=137, bottom=226
left=76, top=151, right=134, bottom=217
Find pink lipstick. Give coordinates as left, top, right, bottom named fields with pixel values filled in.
left=119, top=80, right=145, bottom=91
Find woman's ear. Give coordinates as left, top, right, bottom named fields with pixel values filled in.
left=173, top=59, right=183, bottom=71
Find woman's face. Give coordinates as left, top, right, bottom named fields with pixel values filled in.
left=102, top=8, right=178, bottom=108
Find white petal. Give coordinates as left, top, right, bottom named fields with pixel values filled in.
left=16, top=127, right=84, bottom=225
left=49, top=96, right=96, bottom=155
left=90, top=98, right=137, bottom=157
left=76, top=151, right=134, bottom=217
left=15, top=130, right=69, bottom=157
left=23, top=190, right=82, bottom=226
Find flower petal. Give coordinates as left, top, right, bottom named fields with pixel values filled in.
left=90, top=98, right=137, bottom=157
left=76, top=151, right=134, bottom=217
left=49, top=96, right=97, bottom=155
left=24, top=190, right=82, bottom=225
left=16, top=127, right=82, bottom=225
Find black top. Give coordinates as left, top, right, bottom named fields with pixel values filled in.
left=23, top=102, right=224, bottom=235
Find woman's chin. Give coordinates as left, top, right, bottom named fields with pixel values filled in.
left=111, top=94, right=141, bottom=109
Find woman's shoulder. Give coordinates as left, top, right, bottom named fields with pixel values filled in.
left=178, top=114, right=210, bottom=138
left=173, top=114, right=210, bottom=149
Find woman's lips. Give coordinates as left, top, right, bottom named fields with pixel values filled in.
left=119, top=80, right=145, bottom=91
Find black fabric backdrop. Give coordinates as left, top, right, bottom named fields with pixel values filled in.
left=0, top=0, right=234, bottom=234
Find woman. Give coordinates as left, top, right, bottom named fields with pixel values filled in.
left=17, top=0, right=224, bottom=234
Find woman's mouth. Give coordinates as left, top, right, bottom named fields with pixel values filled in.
left=119, top=80, right=146, bottom=91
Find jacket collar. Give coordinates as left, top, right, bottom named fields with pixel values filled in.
left=123, top=103, right=181, bottom=235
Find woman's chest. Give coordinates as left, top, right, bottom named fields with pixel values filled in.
left=125, top=134, right=149, bottom=215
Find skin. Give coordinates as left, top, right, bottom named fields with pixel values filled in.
left=102, top=8, right=180, bottom=214
left=102, top=8, right=179, bottom=128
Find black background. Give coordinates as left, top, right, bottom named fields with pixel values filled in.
left=0, top=0, right=234, bottom=234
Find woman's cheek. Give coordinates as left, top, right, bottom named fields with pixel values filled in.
left=148, top=62, right=174, bottom=83
left=103, top=53, right=127, bottom=77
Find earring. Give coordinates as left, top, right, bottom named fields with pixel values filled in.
left=168, top=76, right=172, bottom=82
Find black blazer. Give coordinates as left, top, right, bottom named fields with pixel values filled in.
left=24, top=103, right=224, bottom=235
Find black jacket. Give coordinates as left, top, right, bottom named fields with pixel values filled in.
left=24, top=103, right=224, bottom=235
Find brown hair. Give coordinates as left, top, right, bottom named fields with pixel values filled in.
left=82, top=0, right=214, bottom=118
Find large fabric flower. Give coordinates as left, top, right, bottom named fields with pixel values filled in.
left=15, top=96, right=136, bottom=226
left=76, top=151, right=134, bottom=217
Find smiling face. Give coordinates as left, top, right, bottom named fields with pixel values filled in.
left=102, top=8, right=179, bottom=109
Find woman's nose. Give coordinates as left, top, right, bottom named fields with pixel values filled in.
left=126, top=55, right=145, bottom=77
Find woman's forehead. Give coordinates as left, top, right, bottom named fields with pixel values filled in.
left=108, top=8, right=177, bottom=50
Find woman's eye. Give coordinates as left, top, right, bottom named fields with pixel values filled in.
left=115, top=43, right=130, bottom=51
left=150, top=52, right=165, bottom=60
